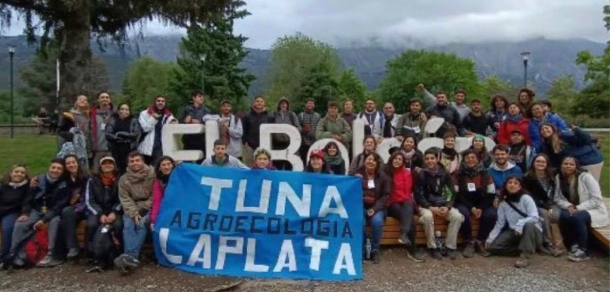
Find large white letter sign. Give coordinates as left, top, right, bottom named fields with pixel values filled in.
left=162, top=121, right=220, bottom=162
left=259, top=124, right=303, bottom=171
left=351, top=119, right=365, bottom=158
left=306, top=138, right=350, bottom=174
left=376, top=138, right=402, bottom=163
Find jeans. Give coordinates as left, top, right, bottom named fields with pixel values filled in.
left=0, top=213, right=18, bottom=260
left=363, top=211, right=385, bottom=251
left=558, top=209, right=591, bottom=251
left=10, top=210, right=60, bottom=253
left=386, top=201, right=414, bottom=237
left=455, top=204, right=497, bottom=242
left=123, top=214, right=150, bottom=258
left=61, top=206, right=86, bottom=250
left=488, top=222, right=543, bottom=256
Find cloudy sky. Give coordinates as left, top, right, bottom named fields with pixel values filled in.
left=2, top=0, right=608, bottom=48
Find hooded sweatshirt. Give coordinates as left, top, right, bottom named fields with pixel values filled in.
left=487, top=161, right=523, bottom=191
left=415, top=165, right=455, bottom=208
left=118, top=165, right=155, bottom=218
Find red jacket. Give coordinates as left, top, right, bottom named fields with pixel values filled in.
left=150, top=178, right=164, bottom=224
left=388, top=167, right=414, bottom=205
left=497, top=116, right=531, bottom=146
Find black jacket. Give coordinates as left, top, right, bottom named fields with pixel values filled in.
left=523, top=176, right=555, bottom=209
left=242, top=108, right=273, bottom=148
left=425, top=104, right=465, bottom=136
left=415, top=166, right=456, bottom=208
left=0, top=182, right=30, bottom=216
left=355, top=168, right=391, bottom=212
left=25, top=175, right=70, bottom=222
left=452, top=167, right=495, bottom=210
left=463, top=113, right=489, bottom=136
left=85, top=176, right=122, bottom=216
left=181, top=104, right=212, bottom=151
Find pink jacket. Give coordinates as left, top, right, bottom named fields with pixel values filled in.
left=150, top=179, right=165, bottom=224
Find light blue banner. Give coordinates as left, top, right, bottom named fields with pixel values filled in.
left=153, top=163, right=363, bottom=281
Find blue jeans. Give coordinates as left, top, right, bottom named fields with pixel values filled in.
left=558, top=209, right=591, bottom=251
left=0, top=213, right=18, bottom=260
left=364, top=211, right=385, bottom=251
left=123, top=214, right=150, bottom=258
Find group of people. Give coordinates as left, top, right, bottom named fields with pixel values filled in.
left=0, top=86, right=606, bottom=275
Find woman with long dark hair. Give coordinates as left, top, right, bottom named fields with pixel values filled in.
left=469, top=135, right=492, bottom=168
left=60, top=155, right=90, bottom=260
left=106, top=103, right=142, bottom=173
left=553, top=156, right=608, bottom=262
left=400, top=135, right=423, bottom=172
left=485, top=95, right=509, bottom=141
left=323, top=142, right=346, bottom=175
left=0, top=164, right=30, bottom=268
left=150, top=156, right=177, bottom=231
left=526, top=102, right=571, bottom=152
left=349, top=136, right=381, bottom=174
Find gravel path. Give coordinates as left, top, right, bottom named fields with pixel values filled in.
left=1, top=248, right=608, bottom=292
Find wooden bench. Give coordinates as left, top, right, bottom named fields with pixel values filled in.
left=591, top=198, right=610, bottom=249
left=379, top=216, right=480, bottom=246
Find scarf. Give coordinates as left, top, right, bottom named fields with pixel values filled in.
left=442, top=147, right=458, bottom=160
left=8, top=180, right=28, bottom=188
left=506, top=193, right=523, bottom=203
left=324, top=153, right=343, bottom=166
left=126, top=165, right=152, bottom=184
left=458, top=161, right=485, bottom=178
left=506, top=114, right=523, bottom=123
left=402, top=149, right=415, bottom=159
left=383, top=115, right=393, bottom=138
left=101, top=173, right=116, bottom=186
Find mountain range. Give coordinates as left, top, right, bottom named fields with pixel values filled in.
left=0, top=35, right=605, bottom=97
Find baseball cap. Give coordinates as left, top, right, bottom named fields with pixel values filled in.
left=309, top=149, right=325, bottom=161
left=100, top=156, right=116, bottom=164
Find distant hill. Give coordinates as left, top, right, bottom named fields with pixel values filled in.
left=0, top=35, right=604, bottom=97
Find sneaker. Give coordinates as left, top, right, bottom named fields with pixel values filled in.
left=398, top=233, right=411, bottom=246
left=114, top=254, right=129, bottom=274
left=446, top=249, right=458, bottom=260
left=86, top=265, right=105, bottom=273
left=36, top=253, right=55, bottom=267
left=569, top=244, right=578, bottom=255
left=568, top=249, right=590, bottom=262
left=463, top=242, right=475, bottom=258
left=122, top=255, right=140, bottom=269
left=430, top=249, right=443, bottom=260
left=538, top=245, right=552, bottom=256
left=371, top=250, right=380, bottom=264
left=514, top=254, right=530, bottom=268
left=67, top=248, right=80, bottom=260
left=406, top=250, right=425, bottom=263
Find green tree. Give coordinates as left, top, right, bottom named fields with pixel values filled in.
left=378, top=50, right=480, bottom=112
left=337, top=69, right=367, bottom=110
left=294, top=63, right=339, bottom=114
left=0, top=0, right=234, bottom=108
left=546, top=75, right=578, bottom=115
left=121, top=57, right=175, bottom=113
left=170, top=0, right=254, bottom=112
left=479, top=75, right=520, bottom=109
left=266, top=33, right=342, bottom=108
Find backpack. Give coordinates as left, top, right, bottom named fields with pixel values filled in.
left=90, top=224, right=120, bottom=264
left=25, top=228, right=48, bottom=265
left=358, top=111, right=384, bottom=136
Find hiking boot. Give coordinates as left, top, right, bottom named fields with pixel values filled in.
left=67, top=248, right=80, bottom=260
left=371, top=250, right=380, bottom=264
left=398, top=232, right=411, bottom=246
left=463, top=242, right=475, bottom=258
left=514, top=254, right=530, bottom=268
left=568, top=249, right=590, bottom=262
left=430, top=249, right=443, bottom=260
left=446, top=249, right=458, bottom=260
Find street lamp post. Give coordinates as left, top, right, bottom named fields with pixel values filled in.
left=9, top=46, right=15, bottom=139
left=520, top=51, right=530, bottom=88
left=200, top=54, right=206, bottom=93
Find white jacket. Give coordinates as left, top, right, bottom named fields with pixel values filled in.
left=137, top=109, right=175, bottom=156
left=554, top=172, right=609, bottom=228
left=373, top=114, right=401, bottom=139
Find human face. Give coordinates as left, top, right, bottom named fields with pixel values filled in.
left=519, top=92, right=530, bottom=104
left=65, top=157, right=79, bottom=175
left=494, top=98, right=505, bottom=110
left=508, top=104, right=520, bottom=116
left=392, top=155, right=405, bottom=168
left=455, top=93, right=465, bottom=104
left=531, top=104, right=544, bottom=119
left=561, top=158, right=577, bottom=176
left=193, top=94, right=204, bottom=106
left=305, top=100, right=314, bottom=111
left=310, top=157, right=323, bottom=171
left=410, top=102, right=421, bottom=113
left=383, top=103, right=394, bottom=116
left=214, top=145, right=227, bottom=158
left=444, top=137, right=455, bottom=149
left=472, top=138, right=484, bottom=150
left=48, top=162, right=64, bottom=180
left=98, top=93, right=111, bottom=106
left=363, top=138, right=375, bottom=152
left=364, top=155, right=377, bottom=171
left=155, top=97, right=166, bottom=110
left=280, top=101, right=288, bottom=111
left=541, top=104, right=550, bottom=112
left=159, top=159, right=174, bottom=175
left=471, top=102, right=482, bottom=113
left=402, top=137, right=415, bottom=152
left=118, top=104, right=130, bottom=119
left=255, top=154, right=270, bottom=169
left=540, top=125, right=554, bottom=138
left=100, top=160, right=115, bottom=174
left=343, top=101, right=353, bottom=114
left=493, top=150, right=508, bottom=165
left=464, top=153, right=479, bottom=168
left=10, top=167, right=27, bottom=183
left=424, top=154, right=438, bottom=169
left=328, top=106, right=338, bottom=117
left=253, top=97, right=265, bottom=110
left=505, top=178, right=522, bottom=194
left=128, top=155, right=145, bottom=172
left=436, top=94, right=447, bottom=106
left=533, top=156, right=548, bottom=172
left=327, top=145, right=338, bottom=156
left=365, top=100, right=375, bottom=112
left=510, top=133, right=524, bottom=144
left=221, top=103, right=232, bottom=115
left=76, top=95, right=89, bottom=109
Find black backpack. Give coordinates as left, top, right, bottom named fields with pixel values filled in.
left=89, top=224, right=120, bottom=266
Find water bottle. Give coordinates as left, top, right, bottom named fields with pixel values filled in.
left=365, top=236, right=372, bottom=260
left=435, top=230, right=447, bottom=256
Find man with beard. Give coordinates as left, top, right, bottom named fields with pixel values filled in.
left=357, top=98, right=383, bottom=138
left=137, top=96, right=176, bottom=165
left=419, top=84, right=471, bottom=122
left=488, top=144, right=523, bottom=207
left=396, top=99, right=428, bottom=142
left=90, top=92, right=115, bottom=169
left=242, top=95, right=274, bottom=165
left=181, top=91, right=213, bottom=164
left=423, top=91, right=465, bottom=137
left=341, top=100, right=357, bottom=129
left=217, top=100, right=243, bottom=161
left=298, top=99, right=322, bottom=164
left=463, top=99, right=490, bottom=136
left=373, top=102, right=401, bottom=142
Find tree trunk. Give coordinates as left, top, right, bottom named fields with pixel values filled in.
left=57, top=0, right=93, bottom=110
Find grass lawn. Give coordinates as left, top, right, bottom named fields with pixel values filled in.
left=0, top=133, right=609, bottom=196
